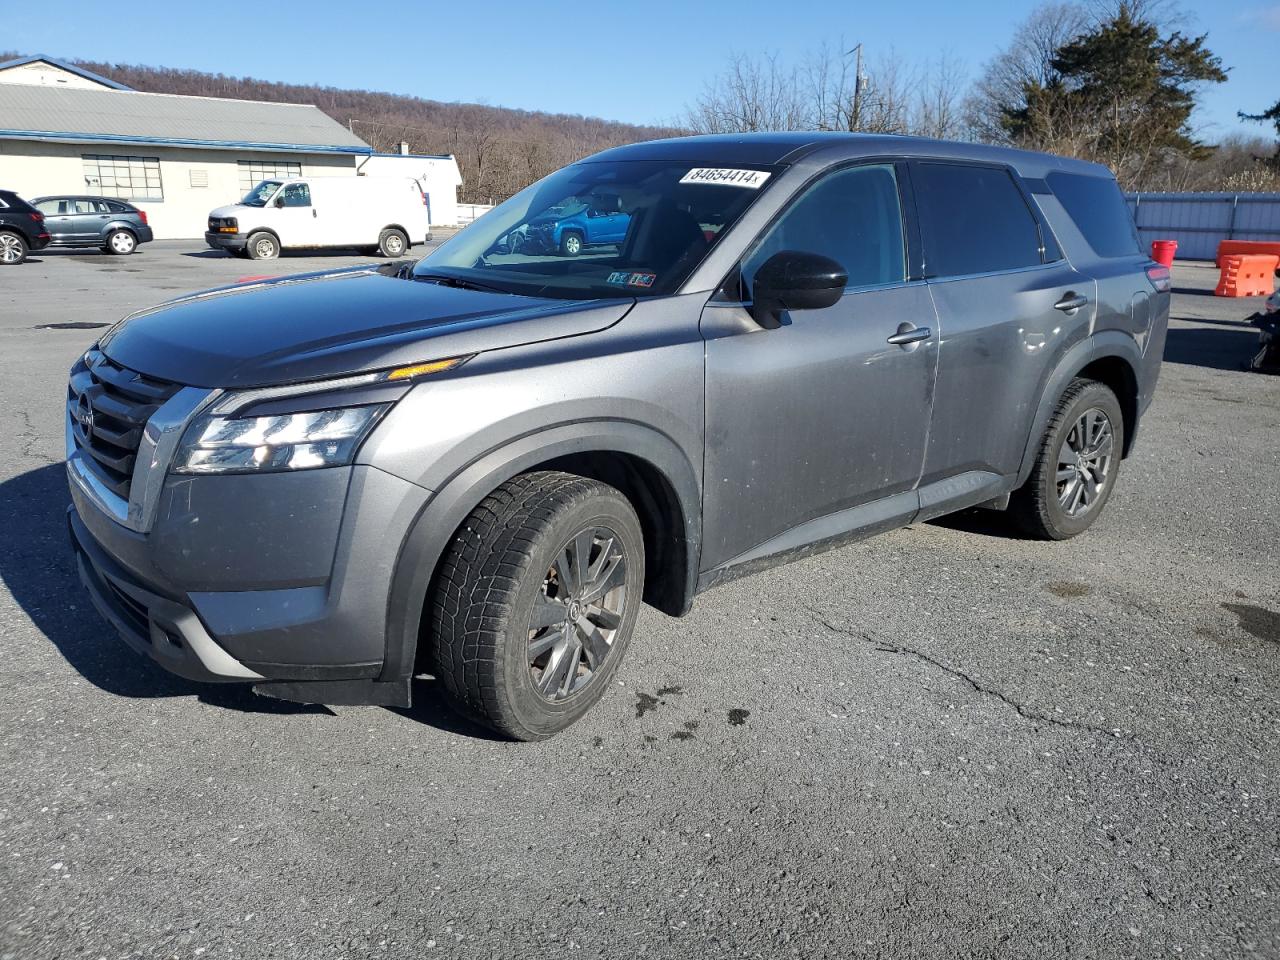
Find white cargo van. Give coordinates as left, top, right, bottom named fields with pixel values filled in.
left=205, top=177, right=432, bottom=260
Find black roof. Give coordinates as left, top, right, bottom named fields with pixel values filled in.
left=584, top=132, right=1110, bottom=178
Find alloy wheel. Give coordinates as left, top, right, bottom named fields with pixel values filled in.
left=564, top=235, right=581, bottom=255
left=1057, top=407, right=1114, bottom=517
left=527, top=526, right=627, bottom=701
left=0, top=234, right=22, bottom=264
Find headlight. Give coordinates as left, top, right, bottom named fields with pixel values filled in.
left=173, top=405, right=385, bottom=475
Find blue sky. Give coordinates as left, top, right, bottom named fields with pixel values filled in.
left=7, top=0, right=1272, bottom=141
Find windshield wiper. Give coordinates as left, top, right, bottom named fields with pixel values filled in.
left=413, top=273, right=512, bottom=295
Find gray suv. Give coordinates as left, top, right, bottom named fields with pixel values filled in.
left=65, top=134, right=1170, bottom=739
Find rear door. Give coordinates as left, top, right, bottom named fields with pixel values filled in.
left=909, top=160, right=1089, bottom=508
left=700, top=162, right=939, bottom=571
left=69, top=198, right=111, bottom=242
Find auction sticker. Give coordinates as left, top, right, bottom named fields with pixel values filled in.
left=679, top=168, right=771, bottom=189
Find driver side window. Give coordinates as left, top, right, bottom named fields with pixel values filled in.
left=742, top=164, right=906, bottom=298
left=280, top=183, right=311, bottom=207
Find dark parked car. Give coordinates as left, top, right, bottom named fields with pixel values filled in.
left=32, top=196, right=154, bottom=255
left=66, top=133, right=1170, bottom=739
left=0, top=189, right=51, bottom=264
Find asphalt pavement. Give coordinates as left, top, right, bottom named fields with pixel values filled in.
left=1, top=244, right=1277, bottom=959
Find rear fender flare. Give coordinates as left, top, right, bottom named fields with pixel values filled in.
left=1015, top=332, right=1142, bottom=486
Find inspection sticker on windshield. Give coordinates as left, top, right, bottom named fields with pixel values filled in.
left=608, top=271, right=656, bottom=288
left=679, top=168, right=771, bottom=189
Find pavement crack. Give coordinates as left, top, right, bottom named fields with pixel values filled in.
left=807, top=608, right=1128, bottom=741
left=17, top=410, right=60, bottom=466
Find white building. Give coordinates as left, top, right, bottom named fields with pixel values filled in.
left=0, top=56, right=463, bottom=238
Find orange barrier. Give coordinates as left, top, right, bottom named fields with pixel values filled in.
left=1215, top=254, right=1279, bottom=298
left=1216, top=240, right=1280, bottom=267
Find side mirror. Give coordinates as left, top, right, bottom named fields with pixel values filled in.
left=749, top=251, right=848, bottom=329
left=274, top=196, right=285, bottom=208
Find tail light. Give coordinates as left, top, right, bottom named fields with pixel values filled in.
left=1145, top=263, right=1171, bottom=293
left=137, top=210, right=149, bottom=226
left=29, top=211, right=43, bottom=223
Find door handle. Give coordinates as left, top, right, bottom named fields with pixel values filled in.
left=886, top=325, right=931, bottom=346
left=1054, top=292, right=1088, bottom=312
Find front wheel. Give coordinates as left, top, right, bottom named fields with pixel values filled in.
left=105, top=229, right=137, bottom=255
left=1009, top=378, right=1124, bottom=540
left=559, top=231, right=583, bottom=256
left=428, top=471, right=645, bottom=740
left=378, top=228, right=408, bottom=257
left=246, top=231, right=279, bottom=260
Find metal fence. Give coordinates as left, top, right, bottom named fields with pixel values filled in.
left=1124, top=192, right=1280, bottom=261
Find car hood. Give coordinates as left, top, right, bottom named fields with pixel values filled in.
left=99, top=266, right=633, bottom=389
left=208, top=203, right=256, bottom=219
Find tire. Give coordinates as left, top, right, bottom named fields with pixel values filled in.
left=428, top=471, right=645, bottom=740
left=1009, top=378, right=1124, bottom=540
left=105, top=229, right=137, bottom=255
left=378, top=228, right=408, bottom=258
left=0, top=231, right=27, bottom=265
left=559, top=231, right=583, bottom=256
left=246, top=232, right=279, bottom=260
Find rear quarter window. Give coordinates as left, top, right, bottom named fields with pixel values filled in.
left=1046, top=172, right=1140, bottom=259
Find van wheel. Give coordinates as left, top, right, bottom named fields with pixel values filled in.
left=378, top=228, right=408, bottom=257
left=559, top=231, right=583, bottom=256
left=105, top=229, right=136, bottom=255
left=1009, top=378, right=1124, bottom=540
left=428, top=471, right=645, bottom=741
left=247, top=232, right=279, bottom=260
left=0, top=230, right=27, bottom=265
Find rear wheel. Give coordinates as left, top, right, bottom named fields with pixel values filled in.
left=105, top=229, right=137, bottom=255
left=246, top=231, right=279, bottom=260
left=0, top=231, right=27, bottom=265
left=378, top=228, right=408, bottom=257
left=1009, top=378, right=1124, bottom=540
left=427, top=471, right=644, bottom=740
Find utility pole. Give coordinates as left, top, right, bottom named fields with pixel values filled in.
left=846, top=43, right=866, bottom=131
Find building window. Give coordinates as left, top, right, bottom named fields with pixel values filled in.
left=238, top=160, right=302, bottom=194
left=82, top=154, right=163, bottom=201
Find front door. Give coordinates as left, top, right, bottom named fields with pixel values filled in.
left=271, top=181, right=321, bottom=247
left=701, top=163, right=938, bottom=572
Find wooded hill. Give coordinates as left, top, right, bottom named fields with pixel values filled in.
left=2, top=53, right=681, bottom=203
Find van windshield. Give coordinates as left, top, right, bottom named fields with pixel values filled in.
left=413, top=160, right=777, bottom=299
left=242, top=181, right=282, bottom=207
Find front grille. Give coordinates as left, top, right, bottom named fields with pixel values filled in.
left=68, top=352, right=181, bottom=503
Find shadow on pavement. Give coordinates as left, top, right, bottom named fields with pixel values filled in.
left=0, top=462, right=325, bottom=715
left=2, top=462, right=497, bottom=734
left=1163, top=326, right=1256, bottom=372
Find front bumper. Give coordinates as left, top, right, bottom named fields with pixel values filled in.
left=67, top=454, right=431, bottom=702
left=204, top=230, right=246, bottom=250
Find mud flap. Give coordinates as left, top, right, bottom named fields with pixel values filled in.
left=253, top=677, right=411, bottom=707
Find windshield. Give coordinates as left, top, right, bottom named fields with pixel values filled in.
left=413, top=160, right=776, bottom=299
left=241, top=180, right=282, bottom=207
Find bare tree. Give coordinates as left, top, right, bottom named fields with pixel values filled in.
left=684, top=52, right=809, bottom=133
left=962, top=2, right=1088, bottom=143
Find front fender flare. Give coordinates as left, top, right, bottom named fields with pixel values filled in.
left=379, top=419, right=702, bottom=683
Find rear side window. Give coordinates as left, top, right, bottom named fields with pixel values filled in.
left=105, top=200, right=132, bottom=213
left=913, top=163, right=1043, bottom=278
left=1047, top=172, right=1140, bottom=258
left=743, top=163, right=906, bottom=293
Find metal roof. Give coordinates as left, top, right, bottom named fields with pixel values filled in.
left=0, top=55, right=134, bottom=91
left=0, top=83, right=372, bottom=154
